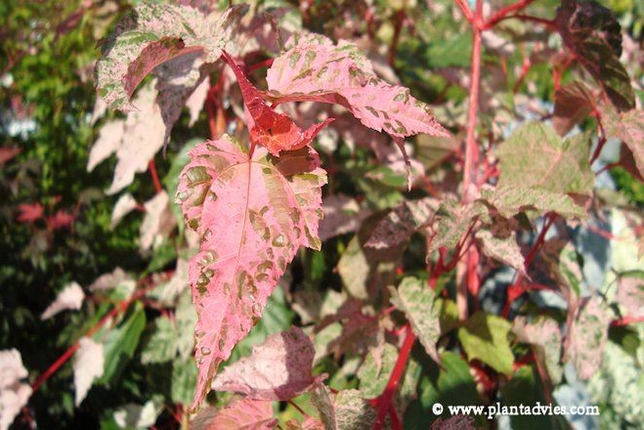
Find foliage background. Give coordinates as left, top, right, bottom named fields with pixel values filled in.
left=0, top=0, right=642, bottom=429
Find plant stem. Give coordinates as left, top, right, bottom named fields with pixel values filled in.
left=148, top=159, right=163, bottom=193
left=483, top=0, right=536, bottom=29
left=31, top=277, right=164, bottom=393
left=375, top=324, right=415, bottom=429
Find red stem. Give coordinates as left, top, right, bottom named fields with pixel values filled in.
left=483, top=0, right=536, bottom=29
left=485, top=14, right=556, bottom=29
left=389, top=10, right=405, bottom=67
left=246, top=58, right=274, bottom=74
left=611, top=315, right=644, bottom=327
left=148, top=160, right=163, bottom=193
left=453, top=0, right=474, bottom=24
left=31, top=279, right=162, bottom=393
left=374, top=324, right=415, bottom=429
left=502, top=213, right=556, bottom=317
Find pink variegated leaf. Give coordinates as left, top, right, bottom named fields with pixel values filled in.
left=191, top=399, right=277, bottom=430
left=212, top=327, right=322, bottom=400
left=512, top=317, right=563, bottom=384
left=176, top=136, right=326, bottom=411
left=566, top=297, right=613, bottom=380
left=222, top=51, right=333, bottom=156
left=266, top=33, right=449, bottom=143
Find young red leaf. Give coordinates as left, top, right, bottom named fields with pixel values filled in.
left=17, top=203, right=44, bottom=223
left=176, top=137, right=326, bottom=411
left=221, top=51, right=333, bottom=156
left=266, top=34, right=449, bottom=142
left=553, top=81, right=595, bottom=136
left=212, top=327, right=321, bottom=400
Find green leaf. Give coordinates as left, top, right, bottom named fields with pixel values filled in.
left=389, top=277, right=440, bottom=362
left=458, top=311, right=514, bottom=375
left=475, top=227, right=525, bottom=275
left=98, top=302, right=146, bottom=384
left=357, top=343, right=397, bottom=398
left=171, top=356, right=198, bottom=406
left=501, top=366, right=568, bottom=429
left=496, top=122, right=594, bottom=196
left=428, top=199, right=489, bottom=253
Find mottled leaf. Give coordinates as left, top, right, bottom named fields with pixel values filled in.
left=389, top=277, right=440, bottom=362
left=74, top=338, right=105, bottom=406
left=566, top=297, right=612, bottom=379
left=311, top=385, right=377, bottom=430
left=428, top=199, right=488, bottom=253
left=141, top=317, right=176, bottom=364
left=480, top=186, right=587, bottom=219
left=212, top=327, right=319, bottom=400
left=89, top=267, right=132, bottom=292
left=512, top=317, right=563, bottom=384
left=319, top=194, right=370, bottom=242
left=458, top=311, right=514, bottom=375
left=40, top=281, right=85, bottom=320
left=475, top=228, right=525, bottom=275
left=615, top=273, right=644, bottom=317
left=496, top=122, right=594, bottom=196
left=266, top=33, right=449, bottom=143
left=366, top=197, right=438, bottom=249
left=602, top=104, right=644, bottom=178
left=176, top=137, right=326, bottom=411
left=357, top=343, right=397, bottom=398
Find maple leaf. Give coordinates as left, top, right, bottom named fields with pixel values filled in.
left=40, top=281, right=85, bottom=320
left=601, top=104, right=644, bottom=178
left=266, top=33, right=449, bottom=149
left=310, top=385, right=377, bottom=430
left=140, top=191, right=177, bottom=251
left=17, top=202, right=44, bottom=223
left=73, top=338, right=105, bottom=406
left=512, top=317, right=563, bottom=384
left=46, top=210, right=75, bottom=231
left=176, top=136, right=326, bottom=411
left=221, top=51, right=334, bottom=156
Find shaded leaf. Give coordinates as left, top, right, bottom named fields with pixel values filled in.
left=474, top=228, right=525, bottom=275
left=40, top=281, right=85, bottom=320
left=311, top=385, right=377, bottom=430
left=319, top=194, right=370, bottom=242
left=480, top=186, right=587, bottom=219
left=556, top=0, right=634, bottom=111
left=212, top=327, right=319, bottom=400
left=553, top=81, right=595, bottom=136
left=512, top=317, right=563, bottom=384
left=366, top=197, right=438, bottom=249
left=458, top=311, right=514, bottom=375
left=176, top=137, right=326, bottom=410
left=428, top=199, right=488, bottom=253
left=389, top=277, right=440, bottom=362
left=74, top=338, right=105, bottom=406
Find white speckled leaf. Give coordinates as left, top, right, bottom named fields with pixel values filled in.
left=73, top=338, right=105, bottom=406
left=41, top=281, right=85, bottom=320
left=366, top=198, right=438, bottom=249
left=389, top=277, right=440, bottom=363
left=512, top=317, right=563, bottom=384
left=110, top=193, right=138, bottom=230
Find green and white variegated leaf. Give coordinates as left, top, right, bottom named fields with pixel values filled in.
left=357, top=343, right=397, bottom=398
left=428, top=199, right=489, bottom=253
left=566, top=297, right=613, bottom=380
left=96, top=2, right=247, bottom=111
left=496, top=122, right=594, bottom=196
left=389, top=277, right=440, bottom=363
left=512, top=316, right=563, bottom=384
left=475, top=228, right=525, bottom=275
left=602, top=104, right=644, bottom=178
left=480, top=186, right=587, bottom=219
left=141, top=316, right=176, bottom=364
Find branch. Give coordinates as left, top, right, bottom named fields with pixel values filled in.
left=453, top=0, right=474, bottom=24
left=483, top=0, right=537, bottom=29
left=148, top=159, right=163, bottom=193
